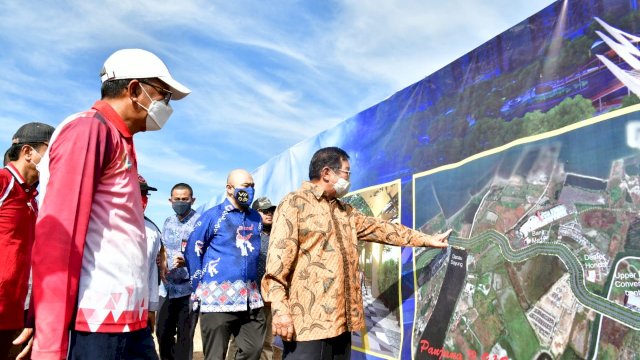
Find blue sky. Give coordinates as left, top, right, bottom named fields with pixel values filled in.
left=0, top=0, right=553, bottom=225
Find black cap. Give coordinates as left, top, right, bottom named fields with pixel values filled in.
left=138, top=174, right=158, bottom=192
left=12, top=122, right=55, bottom=144
left=252, top=196, right=276, bottom=211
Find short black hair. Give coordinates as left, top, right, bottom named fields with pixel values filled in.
left=171, top=183, right=194, bottom=197
left=308, top=147, right=350, bottom=180
left=6, top=142, right=46, bottom=162
left=101, top=78, right=164, bottom=99
left=100, top=79, right=132, bottom=99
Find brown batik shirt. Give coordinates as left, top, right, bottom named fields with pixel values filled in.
left=261, top=181, right=440, bottom=341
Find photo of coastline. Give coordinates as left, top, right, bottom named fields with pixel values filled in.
left=412, top=107, right=640, bottom=359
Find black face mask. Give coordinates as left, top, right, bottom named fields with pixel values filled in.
left=172, top=201, right=191, bottom=216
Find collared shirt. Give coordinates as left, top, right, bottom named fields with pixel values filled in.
left=185, top=198, right=264, bottom=313
left=145, top=216, right=163, bottom=312
left=256, top=231, right=270, bottom=285
left=32, top=101, right=147, bottom=359
left=261, top=181, right=436, bottom=341
left=0, top=163, right=38, bottom=329
left=161, top=209, right=200, bottom=299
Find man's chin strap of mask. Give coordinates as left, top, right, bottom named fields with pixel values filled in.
left=29, top=146, right=43, bottom=174
left=137, top=84, right=173, bottom=131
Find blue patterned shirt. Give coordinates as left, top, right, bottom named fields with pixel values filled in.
left=257, top=231, right=270, bottom=286
left=185, top=198, right=264, bottom=312
left=161, top=209, right=200, bottom=299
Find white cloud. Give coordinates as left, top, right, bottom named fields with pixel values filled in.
left=327, top=0, right=553, bottom=91
left=0, top=0, right=554, bottom=209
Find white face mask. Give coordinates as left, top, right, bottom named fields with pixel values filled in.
left=29, top=146, right=43, bottom=173
left=333, top=175, right=351, bottom=198
left=138, top=85, right=173, bottom=131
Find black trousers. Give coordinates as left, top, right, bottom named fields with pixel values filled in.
left=200, top=307, right=266, bottom=360
left=0, top=329, right=22, bottom=359
left=156, top=295, right=199, bottom=360
left=68, top=328, right=158, bottom=360
left=283, top=332, right=351, bottom=360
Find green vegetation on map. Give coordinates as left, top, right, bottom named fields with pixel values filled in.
left=471, top=285, right=502, bottom=350
left=499, top=288, right=538, bottom=359
left=515, top=256, right=564, bottom=304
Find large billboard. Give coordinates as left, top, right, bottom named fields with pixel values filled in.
left=225, top=0, right=640, bottom=358
left=412, top=107, right=640, bottom=359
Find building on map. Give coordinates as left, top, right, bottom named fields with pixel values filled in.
left=624, top=291, right=640, bottom=312
left=519, top=205, right=569, bottom=237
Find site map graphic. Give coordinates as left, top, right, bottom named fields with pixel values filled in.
left=412, top=108, right=640, bottom=360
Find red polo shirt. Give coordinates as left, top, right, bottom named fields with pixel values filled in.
left=0, top=163, right=38, bottom=329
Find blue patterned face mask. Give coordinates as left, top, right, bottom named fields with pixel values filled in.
left=234, top=186, right=254, bottom=208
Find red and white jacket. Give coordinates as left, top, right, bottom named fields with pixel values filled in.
left=0, top=163, right=38, bottom=330
left=32, top=101, right=148, bottom=359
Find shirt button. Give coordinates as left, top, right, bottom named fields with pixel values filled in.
left=25, top=189, right=29, bottom=192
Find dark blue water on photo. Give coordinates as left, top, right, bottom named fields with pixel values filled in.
left=414, top=111, right=640, bottom=227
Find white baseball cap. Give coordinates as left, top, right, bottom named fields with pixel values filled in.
left=100, top=48, right=191, bottom=100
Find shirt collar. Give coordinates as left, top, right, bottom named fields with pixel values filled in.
left=176, top=209, right=196, bottom=223
left=222, top=197, right=249, bottom=213
left=5, top=163, right=38, bottom=196
left=92, top=100, right=133, bottom=138
left=302, top=181, right=346, bottom=210
left=302, top=181, right=325, bottom=200
left=5, top=163, right=25, bottom=184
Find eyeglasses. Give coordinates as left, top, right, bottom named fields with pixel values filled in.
left=139, top=80, right=172, bottom=105
left=335, top=168, right=351, bottom=177
left=259, top=209, right=275, bottom=215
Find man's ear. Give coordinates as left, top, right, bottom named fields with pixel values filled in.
left=21, top=144, right=33, bottom=159
left=21, top=144, right=31, bottom=154
left=321, top=167, right=332, bottom=182
left=191, top=197, right=196, bottom=205
left=128, top=80, right=141, bottom=101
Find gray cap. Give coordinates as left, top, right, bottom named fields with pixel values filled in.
left=252, top=196, right=276, bottom=211
left=12, top=122, right=55, bottom=144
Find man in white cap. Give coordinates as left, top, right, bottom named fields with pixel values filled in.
left=31, top=49, right=191, bottom=359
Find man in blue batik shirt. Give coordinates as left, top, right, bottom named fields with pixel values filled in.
left=185, top=169, right=265, bottom=360
left=158, top=183, right=200, bottom=360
